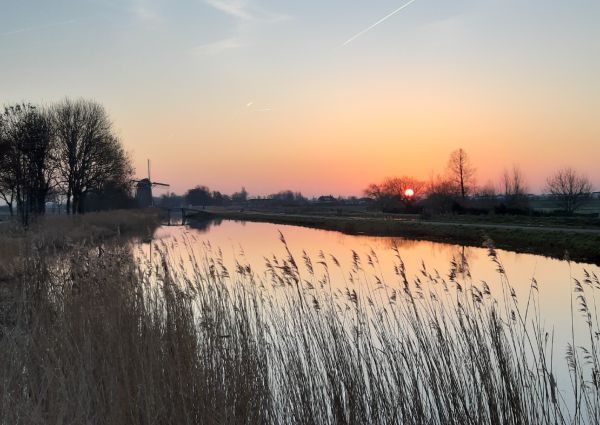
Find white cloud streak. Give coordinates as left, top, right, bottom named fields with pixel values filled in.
left=203, top=0, right=289, bottom=22
left=191, top=37, right=245, bottom=55
left=245, top=101, right=272, bottom=112
left=2, top=18, right=79, bottom=37
left=204, top=0, right=253, bottom=20
left=342, top=0, right=419, bottom=46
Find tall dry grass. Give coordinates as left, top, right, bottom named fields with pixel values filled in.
left=0, top=209, right=159, bottom=280
left=0, top=230, right=599, bottom=424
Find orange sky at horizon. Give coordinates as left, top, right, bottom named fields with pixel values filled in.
left=119, top=65, right=599, bottom=197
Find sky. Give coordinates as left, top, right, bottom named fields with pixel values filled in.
left=1, top=0, right=599, bottom=197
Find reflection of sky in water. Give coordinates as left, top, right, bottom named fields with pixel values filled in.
left=142, top=220, right=600, bottom=401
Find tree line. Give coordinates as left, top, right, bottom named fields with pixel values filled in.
left=0, top=99, right=132, bottom=226
left=365, top=148, right=595, bottom=215
left=154, top=186, right=317, bottom=209
left=176, top=186, right=249, bottom=207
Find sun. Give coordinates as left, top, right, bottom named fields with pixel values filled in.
left=404, top=188, right=415, bottom=198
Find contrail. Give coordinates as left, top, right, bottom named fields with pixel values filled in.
left=342, top=0, right=418, bottom=46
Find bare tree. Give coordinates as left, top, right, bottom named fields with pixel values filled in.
left=365, top=176, right=426, bottom=211
left=502, top=165, right=528, bottom=208
left=0, top=104, right=54, bottom=226
left=447, top=148, right=475, bottom=199
left=0, top=118, right=16, bottom=216
left=545, top=167, right=593, bottom=214
left=422, top=174, right=457, bottom=213
left=232, top=187, right=248, bottom=202
left=51, top=99, right=131, bottom=214
left=427, top=174, right=456, bottom=197
left=381, top=176, right=426, bottom=206
left=478, top=181, right=498, bottom=198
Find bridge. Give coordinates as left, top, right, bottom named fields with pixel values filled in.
left=161, top=207, right=216, bottom=226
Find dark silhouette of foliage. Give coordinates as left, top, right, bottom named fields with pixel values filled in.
left=0, top=99, right=133, bottom=223
left=502, top=165, right=529, bottom=209
left=268, top=190, right=307, bottom=205
left=50, top=98, right=132, bottom=214
left=156, top=193, right=184, bottom=208
left=232, top=187, right=248, bottom=202
left=185, top=185, right=213, bottom=206
left=0, top=104, right=54, bottom=226
left=364, top=176, right=426, bottom=212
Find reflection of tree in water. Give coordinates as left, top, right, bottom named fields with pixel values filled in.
left=187, top=218, right=224, bottom=234
left=363, top=237, right=480, bottom=280
left=366, top=237, right=421, bottom=251
left=450, top=245, right=486, bottom=279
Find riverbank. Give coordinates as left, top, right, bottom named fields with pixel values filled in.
left=0, top=209, right=160, bottom=281
left=208, top=210, right=600, bottom=264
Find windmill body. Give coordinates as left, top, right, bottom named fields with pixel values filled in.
left=133, top=160, right=169, bottom=208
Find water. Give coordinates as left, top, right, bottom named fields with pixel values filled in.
left=142, top=218, right=600, bottom=407
left=150, top=219, right=598, bottom=312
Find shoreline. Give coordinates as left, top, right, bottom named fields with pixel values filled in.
left=202, top=210, right=600, bottom=265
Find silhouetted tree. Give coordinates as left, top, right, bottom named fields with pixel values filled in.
left=157, top=193, right=184, bottom=208
left=0, top=104, right=54, bottom=226
left=365, top=176, right=426, bottom=212
left=0, top=121, right=16, bottom=216
left=185, top=185, right=212, bottom=206
left=268, top=191, right=306, bottom=203
left=85, top=180, right=136, bottom=211
left=477, top=181, right=497, bottom=198
left=447, top=148, right=475, bottom=199
left=546, top=167, right=593, bottom=214
left=212, top=191, right=225, bottom=206
left=502, top=165, right=529, bottom=209
left=364, top=183, right=384, bottom=208
left=51, top=99, right=130, bottom=214
left=232, top=187, right=248, bottom=202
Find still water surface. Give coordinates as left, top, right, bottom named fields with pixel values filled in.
left=144, top=219, right=600, bottom=399
left=150, top=219, right=599, bottom=322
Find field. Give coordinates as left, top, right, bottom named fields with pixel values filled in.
left=1, top=211, right=599, bottom=424
left=529, top=198, right=600, bottom=215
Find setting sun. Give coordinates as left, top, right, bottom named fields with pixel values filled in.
left=404, top=188, right=415, bottom=198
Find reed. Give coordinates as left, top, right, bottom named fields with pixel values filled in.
left=0, top=209, right=159, bottom=281
left=0, top=231, right=598, bottom=424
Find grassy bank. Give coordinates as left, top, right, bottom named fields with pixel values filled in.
left=1, top=233, right=598, bottom=424
left=0, top=209, right=160, bottom=281
left=208, top=210, right=600, bottom=264
left=427, top=213, right=600, bottom=228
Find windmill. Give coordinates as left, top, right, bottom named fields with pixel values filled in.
left=133, top=160, right=170, bottom=208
